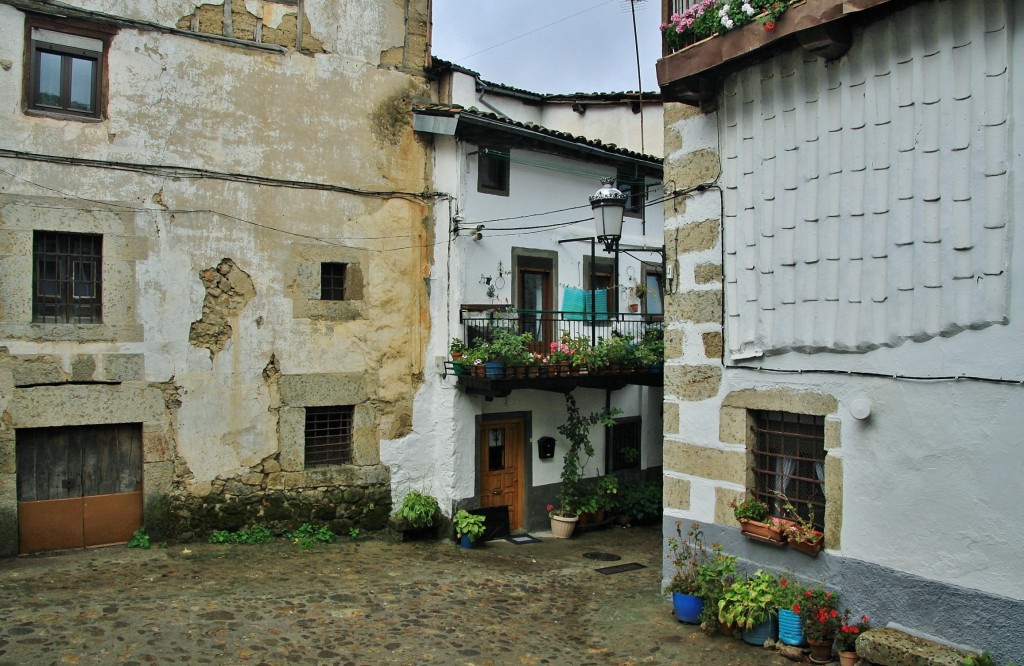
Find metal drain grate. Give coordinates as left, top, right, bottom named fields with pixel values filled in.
left=582, top=551, right=621, bottom=561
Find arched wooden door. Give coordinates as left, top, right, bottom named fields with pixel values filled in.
left=479, top=419, right=524, bottom=530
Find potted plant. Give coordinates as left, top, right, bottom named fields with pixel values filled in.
left=449, top=337, right=467, bottom=376
left=776, top=576, right=808, bottom=647
left=452, top=509, right=486, bottom=548
left=666, top=520, right=713, bottom=624
left=732, top=497, right=791, bottom=542
left=695, top=544, right=738, bottom=635
left=836, top=611, right=871, bottom=666
left=783, top=500, right=825, bottom=556
left=662, top=0, right=796, bottom=53
left=717, top=570, right=779, bottom=645
left=796, top=585, right=841, bottom=663
left=394, top=490, right=440, bottom=540
left=547, top=502, right=578, bottom=538
left=552, top=392, right=618, bottom=537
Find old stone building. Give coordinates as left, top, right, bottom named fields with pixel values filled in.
left=0, top=0, right=433, bottom=554
left=657, top=0, right=1024, bottom=662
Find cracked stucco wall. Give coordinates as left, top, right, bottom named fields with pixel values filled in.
left=0, top=0, right=433, bottom=550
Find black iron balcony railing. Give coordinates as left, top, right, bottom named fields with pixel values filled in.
left=458, top=305, right=661, bottom=350
left=449, top=306, right=664, bottom=397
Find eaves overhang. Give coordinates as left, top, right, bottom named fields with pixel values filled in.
left=454, top=112, right=663, bottom=177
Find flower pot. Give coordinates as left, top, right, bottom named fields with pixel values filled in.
left=484, top=361, right=505, bottom=379
left=790, top=536, right=824, bottom=557
left=628, top=304, right=639, bottom=312
left=671, top=592, right=703, bottom=625
left=777, top=608, right=806, bottom=646
left=742, top=615, right=776, bottom=646
left=450, top=361, right=463, bottom=376
left=807, top=637, right=835, bottom=663
left=549, top=514, right=577, bottom=539
left=838, top=651, right=858, bottom=666
left=739, top=518, right=786, bottom=542
left=458, top=534, right=476, bottom=548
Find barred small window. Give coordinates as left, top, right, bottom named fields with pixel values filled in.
left=33, top=230, right=102, bottom=324
left=304, top=406, right=353, bottom=467
left=752, top=411, right=826, bottom=531
left=320, top=263, right=347, bottom=301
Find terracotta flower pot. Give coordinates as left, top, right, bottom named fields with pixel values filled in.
left=807, top=637, right=834, bottom=663
left=739, top=518, right=786, bottom=542
left=838, top=651, right=858, bottom=666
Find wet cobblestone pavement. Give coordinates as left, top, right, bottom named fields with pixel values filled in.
left=0, top=525, right=793, bottom=665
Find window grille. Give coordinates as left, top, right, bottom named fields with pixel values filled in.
left=33, top=231, right=102, bottom=324
left=751, top=411, right=826, bottom=531
left=320, top=262, right=347, bottom=301
left=304, top=406, right=353, bottom=467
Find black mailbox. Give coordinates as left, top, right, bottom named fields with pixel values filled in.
left=538, top=436, right=556, bottom=460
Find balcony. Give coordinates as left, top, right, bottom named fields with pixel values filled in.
left=448, top=305, right=664, bottom=398
left=658, top=0, right=910, bottom=107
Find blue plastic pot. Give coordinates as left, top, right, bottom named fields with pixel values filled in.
left=672, top=593, right=704, bottom=624
left=458, top=534, right=476, bottom=548
left=742, top=615, right=777, bottom=645
left=484, top=361, right=505, bottom=379
left=777, top=608, right=807, bottom=646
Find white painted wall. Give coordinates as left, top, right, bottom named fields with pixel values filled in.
left=388, top=76, right=665, bottom=515
left=663, top=0, right=1024, bottom=601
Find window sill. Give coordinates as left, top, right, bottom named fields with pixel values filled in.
left=23, top=108, right=105, bottom=123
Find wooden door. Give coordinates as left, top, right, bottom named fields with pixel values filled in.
left=479, top=419, right=524, bottom=530
left=16, top=424, right=143, bottom=554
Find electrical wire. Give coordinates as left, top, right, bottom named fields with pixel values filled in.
left=0, top=166, right=454, bottom=253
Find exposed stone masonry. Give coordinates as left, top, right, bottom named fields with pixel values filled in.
left=189, top=259, right=256, bottom=359
left=168, top=453, right=391, bottom=540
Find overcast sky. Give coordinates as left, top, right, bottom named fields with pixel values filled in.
left=430, top=0, right=663, bottom=95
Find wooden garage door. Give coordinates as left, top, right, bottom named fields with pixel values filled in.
left=16, top=424, right=143, bottom=554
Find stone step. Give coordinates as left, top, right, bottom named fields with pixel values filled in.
left=857, top=628, right=973, bottom=666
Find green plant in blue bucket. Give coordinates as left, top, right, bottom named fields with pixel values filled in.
left=453, top=509, right=486, bottom=548
left=776, top=576, right=808, bottom=646
left=666, top=521, right=725, bottom=624
left=718, top=570, right=779, bottom=645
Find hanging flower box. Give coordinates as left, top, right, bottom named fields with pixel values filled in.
left=738, top=517, right=793, bottom=543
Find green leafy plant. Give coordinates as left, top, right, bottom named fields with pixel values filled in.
left=485, top=328, right=533, bottom=364
left=126, top=528, right=150, bottom=550
left=554, top=391, right=619, bottom=514
left=732, top=497, right=769, bottom=522
left=449, top=337, right=467, bottom=356
left=290, top=523, right=335, bottom=549
left=617, top=480, right=662, bottom=522
left=718, top=570, right=778, bottom=631
left=452, top=509, right=487, bottom=542
left=208, top=524, right=275, bottom=545
left=774, top=576, right=805, bottom=611
left=348, top=527, right=361, bottom=540
left=963, top=652, right=1019, bottom=666
left=396, top=490, right=440, bottom=529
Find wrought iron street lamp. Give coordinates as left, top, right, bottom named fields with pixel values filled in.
left=589, top=177, right=626, bottom=252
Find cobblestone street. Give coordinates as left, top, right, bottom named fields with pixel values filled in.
left=0, top=526, right=792, bottom=665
